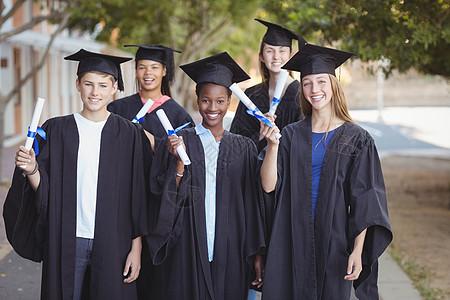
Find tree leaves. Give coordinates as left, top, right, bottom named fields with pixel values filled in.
left=262, top=0, right=450, bottom=78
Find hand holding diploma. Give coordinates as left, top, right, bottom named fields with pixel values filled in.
left=16, top=97, right=45, bottom=190
left=156, top=109, right=191, bottom=165
left=20, top=97, right=46, bottom=169
left=132, top=98, right=155, bottom=123
left=25, top=97, right=46, bottom=152
left=229, top=83, right=281, bottom=140
left=268, top=69, right=288, bottom=116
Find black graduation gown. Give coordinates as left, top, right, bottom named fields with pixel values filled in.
left=108, top=93, right=188, bottom=299
left=261, top=118, right=393, bottom=300
left=147, top=128, right=265, bottom=300
left=107, top=93, right=194, bottom=145
left=3, top=114, right=148, bottom=300
left=229, top=80, right=302, bottom=152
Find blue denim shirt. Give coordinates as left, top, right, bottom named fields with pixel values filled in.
left=195, top=124, right=220, bottom=262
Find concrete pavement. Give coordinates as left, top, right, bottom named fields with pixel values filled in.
left=378, top=252, right=422, bottom=300
left=0, top=249, right=41, bottom=299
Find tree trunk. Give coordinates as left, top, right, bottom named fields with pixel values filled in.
left=171, top=17, right=235, bottom=112
left=0, top=11, right=70, bottom=182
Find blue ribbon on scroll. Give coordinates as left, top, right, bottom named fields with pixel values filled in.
left=168, top=122, right=191, bottom=136
left=27, top=126, right=46, bottom=155
left=246, top=108, right=273, bottom=127
left=133, top=116, right=145, bottom=123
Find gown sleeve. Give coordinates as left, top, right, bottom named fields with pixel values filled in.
left=347, top=138, right=393, bottom=298
left=243, top=140, right=266, bottom=266
left=2, top=120, right=52, bottom=262
left=146, top=136, right=190, bottom=265
left=129, top=124, right=151, bottom=239
left=256, top=126, right=289, bottom=244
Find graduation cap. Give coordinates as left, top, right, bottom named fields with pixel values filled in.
left=282, top=43, right=353, bottom=78
left=179, top=52, right=250, bottom=88
left=64, top=49, right=131, bottom=91
left=256, top=19, right=306, bottom=50
left=124, top=44, right=181, bottom=82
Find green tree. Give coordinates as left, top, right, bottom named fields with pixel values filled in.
left=67, top=0, right=262, bottom=109
left=261, top=0, right=450, bottom=77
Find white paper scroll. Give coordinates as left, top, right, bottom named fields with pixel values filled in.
left=268, top=69, right=288, bottom=116
left=229, top=83, right=281, bottom=140
left=132, top=98, right=155, bottom=123
left=25, top=98, right=45, bottom=150
left=21, top=97, right=45, bottom=168
left=156, top=109, right=191, bottom=165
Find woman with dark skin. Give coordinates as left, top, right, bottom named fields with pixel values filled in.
left=259, top=44, right=392, bottom=299
left=147, top=52, right=265, bottom=300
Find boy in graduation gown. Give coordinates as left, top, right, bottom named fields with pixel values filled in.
left=147, top=52, right=266, bottom=300
left=3, top=49, right=148, bottom=300
left=230, top=19, right=305, bottom=153
left=108, top=44, right=193, bottom=150
left=259, top=44, right=392, bottom=299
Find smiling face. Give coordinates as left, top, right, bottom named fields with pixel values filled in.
left=260, top=43, right=292, bottom=75
left=197, top=83, right=230, bottom=131
left=76, top=71, right=117, bottom=119
left=136, top=59, right=166, bottom=93
left=301, top=73, right=334, bottom=113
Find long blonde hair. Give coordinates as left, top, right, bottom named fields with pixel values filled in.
left=300, top=74, right=354, bottom=124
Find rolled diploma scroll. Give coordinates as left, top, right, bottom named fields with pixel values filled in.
left=268, top=69, right=288, bottom=116
left=21, top=97, right=45, bottom=168
left=132, top=98, right=155, bottom=123
left=156, top=109, right=191, bottom=165
left=229, top=83, right=281, bottom=140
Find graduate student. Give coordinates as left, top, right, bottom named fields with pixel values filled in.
left=3, top=49, right=148, bottom=300
left=108, top=44, right=193, bottom=149
left=259, top=44, right=393, bottom=299
left=147, top=52, right=266, bottom=300
left=230, top=19, right=306, bottom=152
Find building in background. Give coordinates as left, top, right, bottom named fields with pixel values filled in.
left=0, top=0, right=135, bottom=147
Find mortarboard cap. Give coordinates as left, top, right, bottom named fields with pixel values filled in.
left=256, top=19, right=306, bottom=50
left=64, top=49, right=131, bottom=91
left=124, top=44, right=181, bottom=82
left=179, top=52, right=250, bottom=88
left=282, top=43, right=353, bottom=78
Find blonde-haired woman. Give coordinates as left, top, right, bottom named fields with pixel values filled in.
left=259, top=44, right=392, bottom=300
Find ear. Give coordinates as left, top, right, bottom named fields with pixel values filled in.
left=162, top=65, right=167, bottom=77
left=111, top=81, right=118, bottom=95
left=259, top=53, right=265, bottom=64
left=75, top=78, right=81, bottom=92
